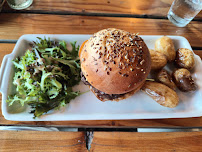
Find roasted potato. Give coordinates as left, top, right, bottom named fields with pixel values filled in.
left=141, top=81, right=179, bottom=108
left=173, top=68, right=197, bottom=92
left=149, top=49, right=167, bottom=70
left=157, top=69, right=176, bottom=90
left=155, top=36, right=176, bottom=62
left=175, top=48, right=195, bottom=70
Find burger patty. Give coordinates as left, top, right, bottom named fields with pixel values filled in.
left=81, top=72, right=125, bottom=100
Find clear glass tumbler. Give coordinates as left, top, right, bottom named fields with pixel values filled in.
left=7, top=0, right=33, bottom=10
left=167, top=0, right=202, bottom=27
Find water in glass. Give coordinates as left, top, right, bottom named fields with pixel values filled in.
left=168, top=0, right=202, bottom=27
left=7, top=0, right=33, bottom=10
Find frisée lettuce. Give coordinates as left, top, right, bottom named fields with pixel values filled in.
left=7, top=38, right=81, bottom=118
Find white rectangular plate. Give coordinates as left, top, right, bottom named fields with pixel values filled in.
left=0, top=34, right=202, bottom=121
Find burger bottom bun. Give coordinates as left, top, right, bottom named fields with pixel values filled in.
left=90, top=80, right=145, bottom=102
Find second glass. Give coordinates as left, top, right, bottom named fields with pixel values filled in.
left=7, top=0, right=33, bottom=10
left=167, top=0, right=202, bottom=27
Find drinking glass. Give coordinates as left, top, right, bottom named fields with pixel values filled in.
left=167, top=0, right=202, bottom=27
left=7, top=0, right=33, bottom=10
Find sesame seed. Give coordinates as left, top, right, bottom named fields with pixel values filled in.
left=122, top=73, right=129, bottom=77
left=104, top=65, right=107, bottom=71
left=135, top=41, right=139, bottom=47
left=140, top=59, right=145, bottom=65
left=92, top=56, right=97, bottom=61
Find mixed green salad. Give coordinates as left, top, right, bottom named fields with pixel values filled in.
left=7, top=37, right=81, bottom=118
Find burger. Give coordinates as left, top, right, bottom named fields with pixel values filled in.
left=79, top=28, right=151, bottom=101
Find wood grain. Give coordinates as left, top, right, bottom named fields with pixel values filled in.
left=194, top=50, right=202, bottom=57
left=0, top=130, right=86, bottom=152
left=0, top=43, right=201, bottom=127
left=2, top=0, right=202, bottom=19
left=0, top=44, right=14, bottom=64
left=91, top=132, right=202, bottom=152
left=0, top=14, right=202, bottom=47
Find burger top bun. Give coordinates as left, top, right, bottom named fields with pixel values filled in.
left=80, top=28, right=151, bottom=94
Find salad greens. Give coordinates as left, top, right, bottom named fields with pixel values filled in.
left=7, top=37, right=81, bottom=118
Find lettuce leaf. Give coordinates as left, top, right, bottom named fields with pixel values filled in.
left=7, top=37, right=81, bottom=118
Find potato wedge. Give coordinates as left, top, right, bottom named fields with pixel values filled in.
left=157, top=69, right=176, bottom=90
left=173, top=68, right=197, bottom=92
left=141, top=81, right=179, bottom=108
left=149, top=49, right=167, bottom=70
left=175, top=48, right=195, bottom=70
left=155, top=36, right=176, bottom=62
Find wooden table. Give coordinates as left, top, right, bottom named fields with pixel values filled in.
left=0, top=0, right=202, bottom=151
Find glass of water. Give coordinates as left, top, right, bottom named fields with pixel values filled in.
left=7, top=0, right=33, bottom=10
left=167, top=0, right=202, bottom=27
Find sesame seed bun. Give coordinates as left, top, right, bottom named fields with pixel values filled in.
left=80, top=28, right=151, bottom=95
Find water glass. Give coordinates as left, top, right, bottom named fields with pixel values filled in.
left=167, top=0, right=202, bottom=27
left=7, top=0, right=33, bottom=10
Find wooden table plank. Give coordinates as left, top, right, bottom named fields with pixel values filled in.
left=0, top=130, right=201, bottom=152
left=194, top=50, right=202, bottom=57
left=0, top=130, right=87, bottom=152
left=2, top=0, right=202, bottom=19
left=0, top=43, right=201, bottom=127
left=91, top=132, right=202, bottom=152
left=0, top=14, right=202, bottom=47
